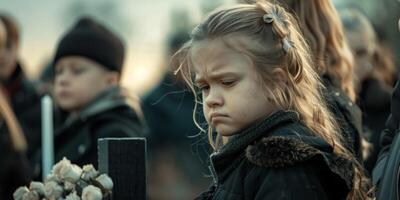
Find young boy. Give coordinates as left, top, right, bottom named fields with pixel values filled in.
left=33, top=16, right=147, bottom=178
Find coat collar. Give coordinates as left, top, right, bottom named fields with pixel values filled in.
left=61, top=86, right=129, bottom=130
left=209, top=110, right=300, bottom=181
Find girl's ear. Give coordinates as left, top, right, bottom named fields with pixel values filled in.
left=271, top=68, right=288, bottom=86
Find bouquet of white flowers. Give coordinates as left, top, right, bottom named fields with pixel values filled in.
left=13, top=158, right=113, bottom=200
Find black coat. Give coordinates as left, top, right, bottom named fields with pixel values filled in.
left=195, top=110, right=353, bottom=200
left=32, top=87, right=147, bottom=179
left=1, top=63, right=42, bottom=160
left=0, top=64, right=40, bottom=199
left=0, top=137, right=31, bottom=200
left=323, top=77, right=363, bottom=161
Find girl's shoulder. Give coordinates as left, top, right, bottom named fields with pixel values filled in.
left=244, top=124, right=354, bottom=189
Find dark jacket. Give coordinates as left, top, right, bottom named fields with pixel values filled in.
left=196, top=110, right=353, bottom=200
left=323, top=77, right=363, bottom=161
left=358, top=78, right=392, bottom=172
left=32, top=86, right=147, bottom=179
left=1, top=63, right=42, bottom=160
left=372, top=79, right=400, bottom=199
left=0, top=133, right=31, bottom=200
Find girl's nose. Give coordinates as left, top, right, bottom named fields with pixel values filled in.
left=205, top=88, right=223, bottom=108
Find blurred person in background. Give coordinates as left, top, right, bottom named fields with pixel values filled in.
left=142, top=15, right=211, bottom=199
left=255, top=0, right=364, bottom=162
left=340, top=8, right=397, bottom=172
left=0, top=13, right=42, bottom=167
left=0, top=15, right=31, bottom=199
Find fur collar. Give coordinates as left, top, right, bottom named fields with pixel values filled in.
left=246, top=136, right=354, bottom=188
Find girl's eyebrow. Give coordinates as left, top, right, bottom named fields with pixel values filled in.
left=195, top=72, right=239, bottom=84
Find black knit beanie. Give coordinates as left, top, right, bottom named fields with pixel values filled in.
left=53, top=16, right=125, bottom=72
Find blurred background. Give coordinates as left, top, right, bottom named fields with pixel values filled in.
left=0, top=0, right=399, bottom=199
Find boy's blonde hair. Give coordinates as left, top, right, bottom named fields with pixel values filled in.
left=174, top=1, right=371, bottom=199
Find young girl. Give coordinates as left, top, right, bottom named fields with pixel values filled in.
left=174, top=1, right=371, bottom=199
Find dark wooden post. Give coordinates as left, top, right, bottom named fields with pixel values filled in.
left=98, top=138, right=147, bottom=200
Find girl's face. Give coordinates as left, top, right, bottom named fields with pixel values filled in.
left=54, top=56, right=117, bottom=112
left=192, top=38, right=278, bottom=137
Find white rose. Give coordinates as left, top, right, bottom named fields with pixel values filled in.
left=45, top=174, right=61, bottom=183
left=65, top=191, right=81, bottom=200
left=44, top=181, right=63, bottom=199
left=95, top=174, right=113, bottom=191
left=13, top=186, right=29, bottom=200
left=81, top=164, right=98, bottom=181
left=81, top=185, right=102, bottom=200
left=52, top=157, right=72, bottom=178
left=60, top=164, right=82, bottom=183
left=29, top=181, right=45, bottom=196
left=22, top=191, right=39, bottom=200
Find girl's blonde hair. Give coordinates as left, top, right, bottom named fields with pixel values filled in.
left=272, top=0, right=357, bottom=101
left=0, top=86, right=27, bottom=152
left=173, top=1, right=371, bottom=199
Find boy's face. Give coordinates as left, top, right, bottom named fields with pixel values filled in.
left=54, top=56, right=117, bottom=112
left=192, top=38, right=278, bottom=137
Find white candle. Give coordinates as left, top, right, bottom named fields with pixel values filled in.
left=41, top=95, right=54, bottom=181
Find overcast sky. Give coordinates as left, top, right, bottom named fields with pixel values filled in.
left=0, top=0, right=220, bottom=95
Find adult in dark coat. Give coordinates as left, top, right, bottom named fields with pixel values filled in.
left=0, top=19, right=30, bottom=200
left=371, top=15, right=400, bottom=200
left=195, top=111, right=354, bottom=200
left=0, top=13, right=42, bottom=161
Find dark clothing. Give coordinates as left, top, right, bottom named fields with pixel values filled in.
left=0, top=63, right=39, bottom=199
left=142, top=74, right=203, bottom=143
left=32, top=87, right=147, bottom=179
left=0, top=136, right=31, bottom=200
left=142, top=74, right=211, bottom=190
left=196, top=110, right=352, bottom=200
left=323, top=77, right=363, bottom=161
left=373, top=128, right=400, bottom=199
left=358, top=78, right=392, bottom=172
left=1, top=63, right=42, bottom=160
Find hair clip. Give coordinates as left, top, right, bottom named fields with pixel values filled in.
left=282, top=37, right=292, bottom=53
left=263, top=14, right=275, bottom=24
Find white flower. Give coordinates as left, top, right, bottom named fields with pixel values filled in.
left=64, top=181, right=76, bottom=191
left=29, top=181, right=45, bottom=196
left=45, top=174, right=61, bottom=183
left=44, top=181, right=63, bottom=199
left=81, top=164, right=98, bottom=181
left=60, top=164, right=82, bottom=183
left=22, top=191, right=39, bottom=200
left=81, top=185, right=102, bottom=200
left=65, top=191, right=81, bottom=200
left=52, top=157, right=72, bottom=179
left=13, top=186, right=29, bottom=200
left=95, top=174, right=113, bottom=191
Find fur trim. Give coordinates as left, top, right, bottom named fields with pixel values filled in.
left=246, top=136, right=320, bottom=168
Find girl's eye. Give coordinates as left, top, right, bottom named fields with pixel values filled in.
left=221, top=80, right=236, bottom=87
left=198, top=84, right=210, bottom=91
